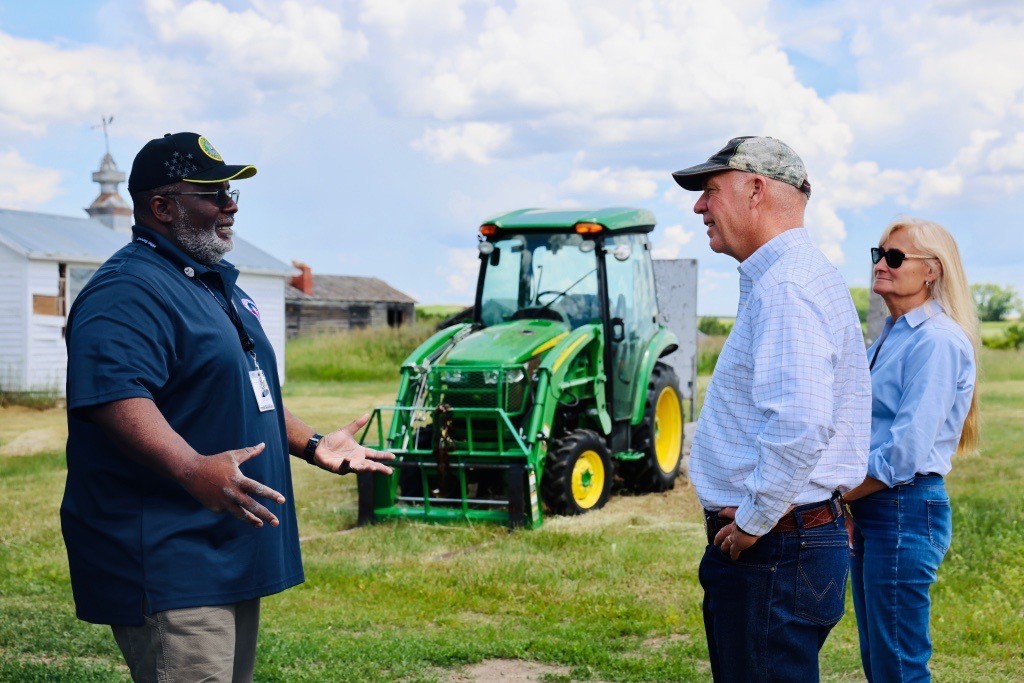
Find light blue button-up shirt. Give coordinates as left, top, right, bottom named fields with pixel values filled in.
left=690, top=228, right=871, bottom=536
left=866, top=300, right=976, bottom=486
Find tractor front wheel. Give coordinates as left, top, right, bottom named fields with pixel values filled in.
left=622, top=362, right=683, bottom=493
left=541, top=429, right=613, bottom=515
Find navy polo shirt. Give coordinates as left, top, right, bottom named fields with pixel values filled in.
left=61, top=226, right=303, bottom=625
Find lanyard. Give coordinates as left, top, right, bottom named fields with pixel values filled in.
left=195, top=275, right=259, bottom=364
left=134, top=233, right=257, bottom=363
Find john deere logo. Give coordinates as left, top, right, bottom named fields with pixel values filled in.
left=197, top=136, right=223, bottom=161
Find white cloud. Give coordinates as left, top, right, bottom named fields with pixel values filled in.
left=439, top=247, right=480, bottom=295
left=0, top=32, right=200, bottom=137
left=0, top=151, right=63, bottom=208
left=144, top=0, right=366, bottom=89
left=359, top=0, right=466, bottom=39
left=560, top=166, right=660, bottom=200
left=413, top=123, right=511, bottom=163
left=651, top=224, right=695, bottom=259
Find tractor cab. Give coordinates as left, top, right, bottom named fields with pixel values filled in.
left=475, top=209, right=662, bottom=424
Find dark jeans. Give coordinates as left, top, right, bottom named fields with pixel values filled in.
left=699, top=506, right=849, bottom=682
left=850, top=475, right=951, bottom=682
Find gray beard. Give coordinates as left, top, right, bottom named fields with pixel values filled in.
left=170, top=208, right=232, bottom=266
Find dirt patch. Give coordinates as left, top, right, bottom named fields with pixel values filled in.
left=0, top=427, right=67, bottom=457
left=642, top=633, right=692, bottom=648
left=447, top=659, right=570, bottom=682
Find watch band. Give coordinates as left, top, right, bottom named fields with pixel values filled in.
left=303, top=433, right=323, bottom=465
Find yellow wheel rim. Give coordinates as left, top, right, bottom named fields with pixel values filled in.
left=572, top=449, right=605, bottom=509
left=654, top=386, right=683, bottom=473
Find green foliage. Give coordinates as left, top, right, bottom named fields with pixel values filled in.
left=982, top=324, right=1024, bottom=351
left=697, top=317, right=732, bottom=336
left=0, top=387, right=61, bottom=410
left=697, top=335, right=725, bottom=376
left=416, top=304, right=469, bottom=328
left=849, top=287, right=869, bottom=323
left=971, top=283, right=1021, bottom=322
left=286, top=324, right=435, bottom=383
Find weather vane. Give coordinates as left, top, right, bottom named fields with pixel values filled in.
left=92, top=115, right=114, bottom=155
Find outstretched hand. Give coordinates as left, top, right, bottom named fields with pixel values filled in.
left=313, top=414, right=395, bottom=475
left=180, top=443, right=286, bottom=528
left=712, top=506, right=760, bottom=560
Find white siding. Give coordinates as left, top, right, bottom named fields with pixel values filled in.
left=236, top=274, right=287, bottom=383
left=25, top=260, right=67, bottom=392
left=0, top=244, right=28, bottom=391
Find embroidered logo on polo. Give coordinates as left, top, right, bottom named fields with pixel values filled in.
left=241, top=298, right=261, bottom=320
left=165, top=150, right=198, bottom=180
left=198, top=136, right=223, bottom=161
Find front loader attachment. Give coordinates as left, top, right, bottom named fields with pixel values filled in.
left=356, top=405, right=544, bottom=529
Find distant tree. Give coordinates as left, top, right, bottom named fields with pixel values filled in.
left=698, top=317, right=733, bottom=336
left=849, top=287, right=869, bottom=323
left=971, top=284, right=1021, bottom=322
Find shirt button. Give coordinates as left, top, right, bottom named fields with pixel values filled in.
left=184, top=267, right=195, bottom=278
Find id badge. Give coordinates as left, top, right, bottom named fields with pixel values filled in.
left=249, top=369, right=276, bottom=412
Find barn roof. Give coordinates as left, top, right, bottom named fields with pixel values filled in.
left=286, top=274, right=416, bottom=304
left=0, top=208, right=292, bottom=276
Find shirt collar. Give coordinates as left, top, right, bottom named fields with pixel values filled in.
left=131, top=225, right=239, bottom=289
left=901, top=299, right=943, bottom=328
left=738, top=227, right=811, bottom=281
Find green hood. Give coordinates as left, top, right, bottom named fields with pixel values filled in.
left=443, top=319, right=570, bottom=366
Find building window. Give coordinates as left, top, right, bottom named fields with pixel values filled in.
left=68, top=266, right=98, bottom=306
left=350, top=305, right=371, bottom=329
left=387, top=308, right=404, bottom=327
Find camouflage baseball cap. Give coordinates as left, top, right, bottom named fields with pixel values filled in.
left=672, top=136, right=811, bottom=198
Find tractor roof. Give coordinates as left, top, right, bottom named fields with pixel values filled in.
left=483, top=207, right=656, bottom=233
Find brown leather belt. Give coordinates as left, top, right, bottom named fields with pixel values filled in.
left=704, top=494, right=843, bottom=545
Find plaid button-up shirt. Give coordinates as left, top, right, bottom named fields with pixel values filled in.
left=690, top=228, right=871, bottom=536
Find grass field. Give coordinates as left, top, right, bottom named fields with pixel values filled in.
left=1, top=345, right=1022, bottom=681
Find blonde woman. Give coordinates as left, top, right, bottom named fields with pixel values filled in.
left=844, top=218, right=978, bottom=682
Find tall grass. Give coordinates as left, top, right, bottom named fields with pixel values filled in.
left=286, top=323, right=436, bottom=383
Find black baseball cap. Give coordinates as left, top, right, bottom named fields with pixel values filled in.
left=672, top=136, right=811, bottom=198
left=128, top=132, right=257, bottom=193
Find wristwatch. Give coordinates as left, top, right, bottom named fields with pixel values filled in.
left=303, top=433, right=323, bottom=465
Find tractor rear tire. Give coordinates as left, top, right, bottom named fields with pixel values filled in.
left=541, top=429, right=613, bottom=515
left=622, top=362, right=683, bottom=493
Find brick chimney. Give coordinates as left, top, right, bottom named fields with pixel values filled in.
left=291, top=260, right=313, bottom=295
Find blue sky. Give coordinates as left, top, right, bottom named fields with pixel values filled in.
left=2, top=0, right=1022, bottom=315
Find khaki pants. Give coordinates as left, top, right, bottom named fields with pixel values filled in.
left=111, top=599, right=260, bottom=683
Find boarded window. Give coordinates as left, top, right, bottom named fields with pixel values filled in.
left=32, top=295, right=63, bottom=316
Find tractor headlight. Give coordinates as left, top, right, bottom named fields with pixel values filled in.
left=483, top=370, right=500, bottom=385
left=505, top=367, right=525, bottom=384
left=441, top=369, right=464, bottom=384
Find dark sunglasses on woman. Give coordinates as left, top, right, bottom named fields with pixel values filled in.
left=870, top=247, right=931, bottom=269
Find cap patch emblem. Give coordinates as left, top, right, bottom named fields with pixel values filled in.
left=198, top=136, right=223, bottom=161
left=241, top=298, right=261, bottom=320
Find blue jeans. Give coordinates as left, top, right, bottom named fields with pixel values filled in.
left=699, top=504, right=849, bottom=682
left=850, top=475, right=952, bottom=682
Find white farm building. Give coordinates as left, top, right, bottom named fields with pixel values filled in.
left=0, top=153, right=292, bottom=395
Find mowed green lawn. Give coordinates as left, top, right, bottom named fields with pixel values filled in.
left=1, top=351, right=1022, bottom=681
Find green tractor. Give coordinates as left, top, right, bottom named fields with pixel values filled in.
left=357, top=207, right=686, bottom=529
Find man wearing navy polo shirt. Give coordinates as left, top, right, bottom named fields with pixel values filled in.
left=61, top=132, right=394, bottom=682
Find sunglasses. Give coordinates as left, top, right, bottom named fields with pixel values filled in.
left=870, top=247, right=931, bottom=269
left=161, top=188, right=240, bottom=208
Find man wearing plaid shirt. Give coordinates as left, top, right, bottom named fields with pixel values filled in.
left=672, top=136, right=870, bottom=682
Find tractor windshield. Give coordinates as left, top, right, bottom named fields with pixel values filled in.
left=479, top=233, right=601, bottom=329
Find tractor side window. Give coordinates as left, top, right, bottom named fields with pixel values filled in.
left=605, top=234, right=658, bottom=419
left=480, top=237, right=524, bottom=327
